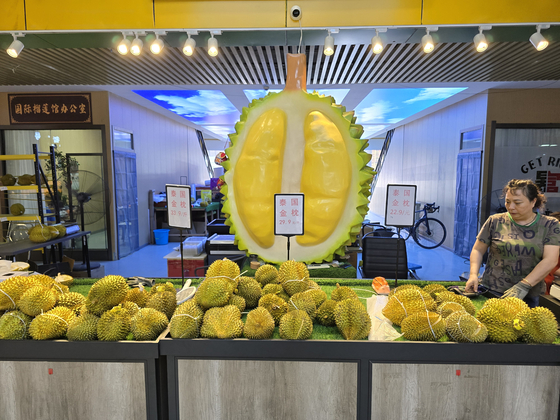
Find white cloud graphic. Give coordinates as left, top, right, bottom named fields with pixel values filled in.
left=154, top=91, right=238, bottom=118
left=362, top=125, right=388, bottom=138
left=403, top=88, right=466, bottom=104
left=355, top=100, right=396, bottom=124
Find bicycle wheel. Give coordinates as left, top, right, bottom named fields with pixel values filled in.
left=398, top=227, right=412, bottom=240
left=413, top=218, right=447, bottom=249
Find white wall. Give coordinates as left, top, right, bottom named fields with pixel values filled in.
left=370, top=93, right=488, bottom=249
left=108, top=93, right=209, bottom=247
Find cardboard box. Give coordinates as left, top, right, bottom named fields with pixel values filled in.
left=164, top=251, right=207, bottom=277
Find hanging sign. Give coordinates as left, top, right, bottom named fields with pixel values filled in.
left=385, top=184, right=417, bottom=227
left=8, top=93, right=92, bottom=124
left=274, top=194, right=304, bottom=236
left=166, top=184, right=192, bottom=229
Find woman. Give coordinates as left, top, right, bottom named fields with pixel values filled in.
left=465, top=179, right=560, bottom=307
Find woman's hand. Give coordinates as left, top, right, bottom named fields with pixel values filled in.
left=465, top=274, right=479, bottom=293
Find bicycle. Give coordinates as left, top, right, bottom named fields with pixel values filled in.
left=399, top=202, right=447, bottom=249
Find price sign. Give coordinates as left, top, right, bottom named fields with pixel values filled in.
left=274, top=194, right=304, bottom=236
left=166, top=184, right=192, bottom=229
left=385, top=184, right=417, bottom=227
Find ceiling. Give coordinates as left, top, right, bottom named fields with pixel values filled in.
left=1, top=25, right=559, bottom=142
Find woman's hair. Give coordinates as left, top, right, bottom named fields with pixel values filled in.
left=503, top=179, right=547, bottom=211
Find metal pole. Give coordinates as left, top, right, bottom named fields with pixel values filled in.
left=180, top=229, right=185, bottom=288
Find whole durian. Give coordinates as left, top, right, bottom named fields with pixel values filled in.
left=236, top=276, right=262, bottom=308
left=388, top=284, right=422, bottom=297
left=227, top=294, right=246, bottom=312
left=382, top=288, right=436, bottom=326
left=303, top=288, right=327, bottom=308
left=29, top=306, right=76, bottom=340
left=131, top=308, right=169, bottom=341
left=331, top=283, right=359, bottom=302
left=422, top=283, right=447, bottom=299
left=515, top=307, right=558, bottom=344
left=0, top=276, right=41, bottom=311
left=10, top=203, right=25, bottom=216
left=85, top=275, right=129, bottom=316
left=170, top=300, right=204, bottom=339
left=279, top=310, right=313, bottom=340
left=287, top=292, right=316, bottom=320
left=258, top=293, right=288, bottom=325
left=47, top=226, right=59, bottom=238
left=146, top=290, right=176, bottom=320
left=205, top=258, right=240, bottom=292
left=54, top=224, right=67, bottom=237
left=194, top=278, right=232, bottom=311
left=401, top=311, right=446, bottom=341
left=17, top=174, right=35, bottom=185
left=279, top=260, right=310, bottom=296
left=122, top=288, right=148, bottom=308
left=121, top=301, right=141, bottom=317
left=149, top=282, right=176, bottom=296
left=254, top=264, right=279, bottom=286
left=0, top=310, right=33, bottom=340
left=1, top=174, right=16, bottom=186
left=67, top=313, right=99, bottom=341
left=262, top=284, right=290, bottom=302
left=18, top=285, right=57, bottom=316
left=243, top=307, right=275, bottom=339
left=97, top=306, right=131, bottom=341
left=437, top=301, right=466, bottom=319
left=445, top=311, right=487, bottom=343
left=316, top=299, right=338, bottom=326
left=476, top=298, right=529, bottom=343
left=434, top=291, right=476, bottom=315
left=28, top=225, right=54, bottom=243
left=200, top=305, right=244, bottom=339
left=334, top=298, right=371, bottom=340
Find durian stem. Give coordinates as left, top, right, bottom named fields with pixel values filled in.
left=285, top=54, right=307, bottom=91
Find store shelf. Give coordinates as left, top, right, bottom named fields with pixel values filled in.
left=0, top=214, right=40, bottom=222
left=0, top=185, right=39, bottom=192
left=0, top=154, right=49, bottom=161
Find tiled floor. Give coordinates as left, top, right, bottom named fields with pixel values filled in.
left=98, top=213, right=471, bottom=281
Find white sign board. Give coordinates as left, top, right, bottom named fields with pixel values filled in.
left=166, top=184, right=192, bottom=229
left=385, top=184, right=417, bottom=227
left=274, top=194, right=304, bottom=236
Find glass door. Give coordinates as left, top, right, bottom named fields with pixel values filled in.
left=114, top=150, right=139, bottom=258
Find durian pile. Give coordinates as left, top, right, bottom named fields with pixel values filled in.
left=0, top=274, right=173, bottom=341
left=0, top=173, right=35, bottom=187
left=169, top=259, right=372, bottom=341
left=28, top=223, right=67, bottom=243
left=381, top=284, right=559, bottom=343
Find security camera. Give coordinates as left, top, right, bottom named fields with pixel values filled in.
left=290, top=5, right=302, bottom=21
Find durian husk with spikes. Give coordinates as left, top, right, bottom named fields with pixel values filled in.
left=221, top=53, right=374, bottom=263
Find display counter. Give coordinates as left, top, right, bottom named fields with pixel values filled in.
left=159, top=336, right=560, bottom=420
left=0, top=339, right=161, bottom=420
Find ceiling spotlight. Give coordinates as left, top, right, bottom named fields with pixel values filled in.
left=150, top=33, right=165, bottom=55
left=371, top=29, right=384, bottom=54
left=183, top=34, right=196, bottom=56
left=324, top=31, right=335, bottom=56
left=208, top=34, right=219, bottom=57
left=473, top=26, right=490, bottom=52
left=117, top=33, right=131, bottom=55
left=422, top=28, right=436, bottom=53
left=6, top=33, right=24, bottom=58
left=130, top=34, right=143, bottom=56
left=530, top=25, right=550, bottom=51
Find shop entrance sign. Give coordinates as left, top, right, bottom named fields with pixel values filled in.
left=385, top=184, right=417, bottom=227
left=166, top=184, right=192, bottom=229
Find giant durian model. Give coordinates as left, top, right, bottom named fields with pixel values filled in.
left=221, top=54, right=374, bottom=263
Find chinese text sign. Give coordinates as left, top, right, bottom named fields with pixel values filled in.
left=166, top=184, right=192, bottom=229
left=274, top=194, right=304, bottom=236
left=385, top=184, right=417, bottom=227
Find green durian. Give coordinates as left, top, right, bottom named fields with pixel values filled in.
left=18, top=285, right=57, bottom=316
left=149, top=282, right=177, bottom=296
left=205, top=258, right=240, bottom=292
left=67, top=313, right=99, bottom=341
left=146, top=291, right=176, bottom=320
left=1, top=174, right=16, bottom=186
left=121, top=287, right=148, bottom=308
left=302, top=288, right=327, bottom=308
left=445, top=311, right=487, bottom=343
left=54, top=224, right=67, bottom=237
left=28, top=225, right=54, bottom=243
left=10, top=203, right=25, bottom=216
left=388, top=284, right=422, bottom=298
left=254, top=264, right=279, bottom=286
left=287, top=292, right=316, bottom=320
left=236, top=276, right=262, bottom=308
left=17, top=174, right=34, bottom=186
left=476, top=298, right=529, bottom=343
left=316, top=299, right=338, bottom=326
left=200, top=305, right=244, bottom=339
left=258, top=293, right=288, bottom=325
left=422, top=283, right=448, bottom=299
left=382, top=288, right=436, bottom=326
left=331, top=283, right=359, bottom=302
left=227, top=294, right=246, bottom=312
left=194, top=278, right=232, bottom=311
left=334, top=298, right=371, bottom=340
left=85, top=275, right=129, bottom=316
left=97, top=306, right=131, bottom=341
left=0, top=310, right=33, bottom=340
left=29, top=306, right=75, bottom=340
left=434, top=291, right=476, bottom=316
left=121, top=301, right=141, bottom=317
left=170, top=300, right=204, bottom=339
left=243, top=307, right=275, bottom=339
left=279, top=310, right=313, bottom=340
left=262, top=283, right=290, bottom=302
left=0, top=275, right=41, bottom=311
left=515, top=306, right=558, bottom=344
left=279, top=260, right=309, bottom=296
left=437, top=301, right=466, bottom=319
left=131, top=308, right=169, bottom=341
left=401, top=311, right=446, bottom=341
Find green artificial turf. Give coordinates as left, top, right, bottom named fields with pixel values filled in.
left=68, top=278, right=560, bottom=344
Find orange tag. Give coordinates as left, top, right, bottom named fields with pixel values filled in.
left=372, top=277, right=390, bottom=294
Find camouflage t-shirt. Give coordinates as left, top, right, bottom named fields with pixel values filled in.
left=477, top=213, right=560, bottom=297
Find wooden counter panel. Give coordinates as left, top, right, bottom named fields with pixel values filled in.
left=371, top=363, right=560, bottom=420
left=0, top=361, right=147, bottom=420
left=177, top=359, right=358, bottom=420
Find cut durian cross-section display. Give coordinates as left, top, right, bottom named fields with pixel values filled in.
left=222, top=54, right=374, bottom=263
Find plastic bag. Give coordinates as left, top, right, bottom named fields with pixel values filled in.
left=367, top=295, right=403, bottom=341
